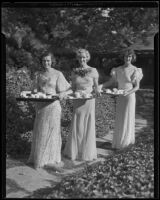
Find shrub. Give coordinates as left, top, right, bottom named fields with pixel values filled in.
left=6, top=67, right=34, bottom=156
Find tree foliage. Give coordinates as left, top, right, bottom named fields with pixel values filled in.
left=2, top=7, right=158, bottom=57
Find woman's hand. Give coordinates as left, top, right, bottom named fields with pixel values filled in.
left=58, top=92, right=68, bottom=100
left=123, top=90, right=130, bottom=96
left=98, top=84, right=103, bottom=92
left=94, top=87, right=102, bottom=97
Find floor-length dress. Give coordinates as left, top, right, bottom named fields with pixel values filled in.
left=111, top=66, right=143, bottom=149
left=64, top=67, right=99, bottom=161
left=28, top=68, right=70, bottom=168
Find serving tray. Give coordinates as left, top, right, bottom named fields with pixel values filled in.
left=16, top=96, right=59, bottom=102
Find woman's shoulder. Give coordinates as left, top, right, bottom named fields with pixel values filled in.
left=87, top=66, right=98, bottom=73
left=132, top=65, right=141, bottom=71
left=49, top=68, right=62, bottom=77
left=111, top=66, right=121, bottom=72
left=88, top=66, right=99, bottom=77
left=54, top=68, right=62, bottom=74
left=132, top=65, right=143, bottom=76
left=130, top=65, right=142, bottom=73
left=131, top=65, right=137, bottom=69
left=131, top=65, right=143, bottom=82
left=89, top=66, right=97, bottom=70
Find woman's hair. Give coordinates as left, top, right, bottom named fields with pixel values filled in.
left=123, top=48, right=136, bottom=63
left=41, top=50, right=56, bottom=66
left=75, top=48, right=91, bottom=62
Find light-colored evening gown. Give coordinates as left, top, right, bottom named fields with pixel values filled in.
left=28, top=68, right=70, bottom=168
left=111, top=66, right=143, bottom=149
left=64, top=67, right=99, bottom=161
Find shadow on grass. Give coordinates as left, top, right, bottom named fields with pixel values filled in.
left=96, top=141, right=112, bottom=150
left=6, top=178, right=31, bottom=196
left=25, top=186, right=57, bottom=199
left=6, top=156, right=29, bottom=169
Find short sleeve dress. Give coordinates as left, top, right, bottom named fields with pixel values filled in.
left=111, top=65, right=143, bottom=149
left=64, top=67, right=99, bottom=161
left=28, top=68, right=70, bottom=168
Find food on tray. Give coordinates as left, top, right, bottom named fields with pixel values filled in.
left=32, top=89, right=38, bottom=94
left=33, top=94, right=39, bottom=98
left=103, top=88, right=124, bottom=95
left=20, top=91, right=31, bottom=97
left=74, top=91, right=81, bottom=98
left=67, top=90, right=93, bottom=99
left=113, top=88, right=118, bottom=92
left=21, top=91, right=31, bottom=94
left=46, top=95, right=52, bottom=99
left=105, top=89, right=112, bottom=94
left=79, top=91, right=92, bottom=98
left=37, top=92, right=46, bottom=98
left=117, top=90, right=124, bottom=94
left=20, top=91, right=57, bottom=99
left=83, top=93, right=92, bottom=98
left=67, top=95, right=74, bottom=99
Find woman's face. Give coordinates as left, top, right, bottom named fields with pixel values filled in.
left=124, top=54, right=132, bottom=64
left=77, top=52, right=87, bottom=67
left=42, top=55, right=52, bottom=69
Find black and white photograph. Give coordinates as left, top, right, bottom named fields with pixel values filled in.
left=2, top=1, right=159, bottom=199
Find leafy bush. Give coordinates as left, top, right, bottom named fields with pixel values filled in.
left=6, top=67, right=35, bottom=156
left=96, top=95, right=116, bottom=137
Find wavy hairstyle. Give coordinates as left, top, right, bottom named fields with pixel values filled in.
left=123, top=48, right=137, bottom=63
left=41, top=50, right=56, bottom=67
left=75, top=48, right=91, bottom=63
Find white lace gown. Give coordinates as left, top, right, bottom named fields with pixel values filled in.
left=111, top=66, right=143, bottom=149
left=28, top=68, right=70, bottom=168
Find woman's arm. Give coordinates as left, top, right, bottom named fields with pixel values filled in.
left=123, top=79, right=140, bottom=96
left=59, top=87, right=73, bottom=97
left=56, top=72, right=73, bottom=100
left=93, top=77, right=100, bottom=94
left=93, top=76, right=99, bottom=89
left=99, top=77, right=115, bottom=90
left=124, top=67, right=143, bottom=96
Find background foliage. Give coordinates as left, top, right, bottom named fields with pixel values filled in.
left=2, top=6, right=158, bottom=156
left=2, top=7, right=158, bottom=68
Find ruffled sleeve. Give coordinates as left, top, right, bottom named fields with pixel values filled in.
left=92, top=68, right=99, bottom=79
left=110, top=68, right=117, bottom=81
left=56, top=72, right=71, bottom=93
left=131, top=67, right=143, bottom=83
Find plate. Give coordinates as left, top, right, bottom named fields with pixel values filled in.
left=66, top=94, right=94, bottom=100
left=102, top=92, right=120, bottom=96
left=102, top=91, right=124, bottom=96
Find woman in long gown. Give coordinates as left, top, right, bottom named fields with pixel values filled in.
left=100, top=49, right=143, bottom=149
left=64, top=49, right=100, bottom=161
left=28, top=51, right=71, bottom=169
